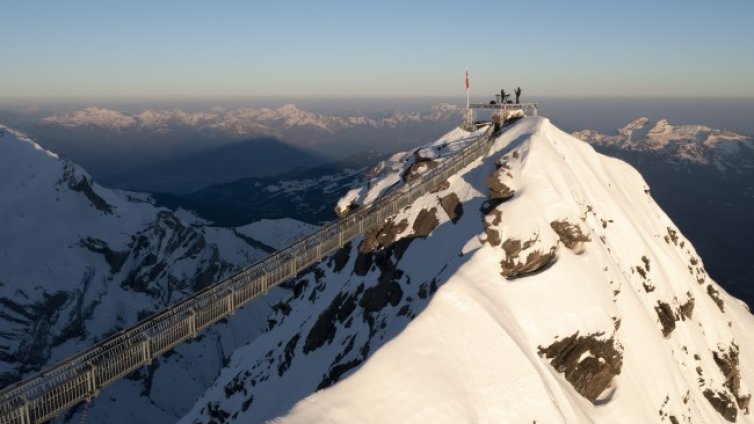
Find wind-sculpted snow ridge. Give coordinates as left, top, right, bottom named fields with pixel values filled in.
left=181, top=117, right=754, bottom=424
left=0, top=125, right=317, bottom=423
left=573, top=117, right=754, bottom=171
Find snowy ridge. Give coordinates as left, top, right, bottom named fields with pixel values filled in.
left=181, top=117, right=754, bottom=423
left=573, top=117, right=754, bottom=170
left=0, top=125, right=317, bottom=423
left=334, top=126, right=487, bottom=216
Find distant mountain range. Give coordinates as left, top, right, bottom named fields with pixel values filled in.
left=573, top=117, right=754, bottom=171
left=25, top=103, right=464, bottom=193
left=41, top=103, right=463, bottom=141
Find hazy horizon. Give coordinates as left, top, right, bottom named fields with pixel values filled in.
left=3, top=95, right=753, bottom=135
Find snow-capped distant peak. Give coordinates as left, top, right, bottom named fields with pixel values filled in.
left=573, top=117, right=754, bottom=169
left=42, top=107, right=138, bottom=130
left=40, top=104, right=465, bottom=137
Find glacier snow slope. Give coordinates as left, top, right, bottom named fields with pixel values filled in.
left=180, top=117, right=754, bottom=423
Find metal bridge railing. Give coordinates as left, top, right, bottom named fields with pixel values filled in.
left=468, top=102, right=538, bottom=115
left=0, top=112, right=524, bottom=423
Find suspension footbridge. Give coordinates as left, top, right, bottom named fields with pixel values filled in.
left=0, top=104, right=536, bottom=424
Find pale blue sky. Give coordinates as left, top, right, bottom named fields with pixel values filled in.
left=1, top=0, right=752, bottom=99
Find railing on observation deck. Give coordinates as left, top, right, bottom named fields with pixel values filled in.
left=468, top=102, right=538, bottom=115
left=0, top=106, right=535, bottom=423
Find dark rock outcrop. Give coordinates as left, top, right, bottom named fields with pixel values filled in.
left=665, top=227, right=680, bottom=245
left=440, top=193, right=463, bottom=224
left=479, top=198, right=505, bottom=215
left=655, top=301, right=677, bottom=338
left=60, top=164, right=115, bottom=214
left=402, top=157, right=438, bottom=183
left=538, top=333, right=623, bottom=402
left=359, top=280, right=403, bottom=313
left=680, top=295, right=695, bottom=320
left=329, top=242, right=352, bottom=273
left=317, top=358, right=364, bottom=390
left=713, top=345, right=751, bottom=413
left=704, top=389, right=738, bottom=422
left=361, top=219, right=409, bottom=254
left=550, top=220, right=591, bottom=253
left=303, top=290, right=360, bottom=354
left=79, top=237, right=130, bottom=273
left=708, top=284, right=726, bottom=312
left=500, top=238, right=557, bottom=279
left=277, top=334, right=300, bottom=376
left=484, top=167, right=515, bottom=200
left=412, top=208, right=439, bottom=237
left=483, top=210, right=503, bottom=246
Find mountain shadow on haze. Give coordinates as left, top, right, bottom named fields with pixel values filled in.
left=103, top=137, right=327, bottom=194
left=155, top=151, right=384, bottom=226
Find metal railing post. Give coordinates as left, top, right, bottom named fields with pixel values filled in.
left=226, top=289, right=235, bottom=314
left=18, top=399, right=30, bottom=424
left=85, top=363, right=98, bottom=399
left=141, top=337, right=151, bottom=366
left=188, top=310, right=197, bottom=338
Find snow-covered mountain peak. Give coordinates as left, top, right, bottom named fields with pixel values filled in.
left=0, top=123, right=123, bottom=220
left=617, top=116, right=650, bottom=142
left=276, top=103, right=304, bottom=114
left=0, top=125, right=318, bottom=424
left=42, top=106, right=138, bottom=130
left=1, top=124, right=59, bottom=160
left=180, top=116, right=754, bottom=423
left=573, top=117, right=754, bottom=170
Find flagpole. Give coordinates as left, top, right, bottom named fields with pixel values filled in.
left=465, top=69, right=470, bottom=109
left=465, top=69, right=471, bottom=130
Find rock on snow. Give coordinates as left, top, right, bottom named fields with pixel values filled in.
left=181, top=117, right=754, bottom=424
left=0, top=125, right=317, bottom=423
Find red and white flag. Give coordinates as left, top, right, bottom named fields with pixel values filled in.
left=465, top=70, right=470, bottom=90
